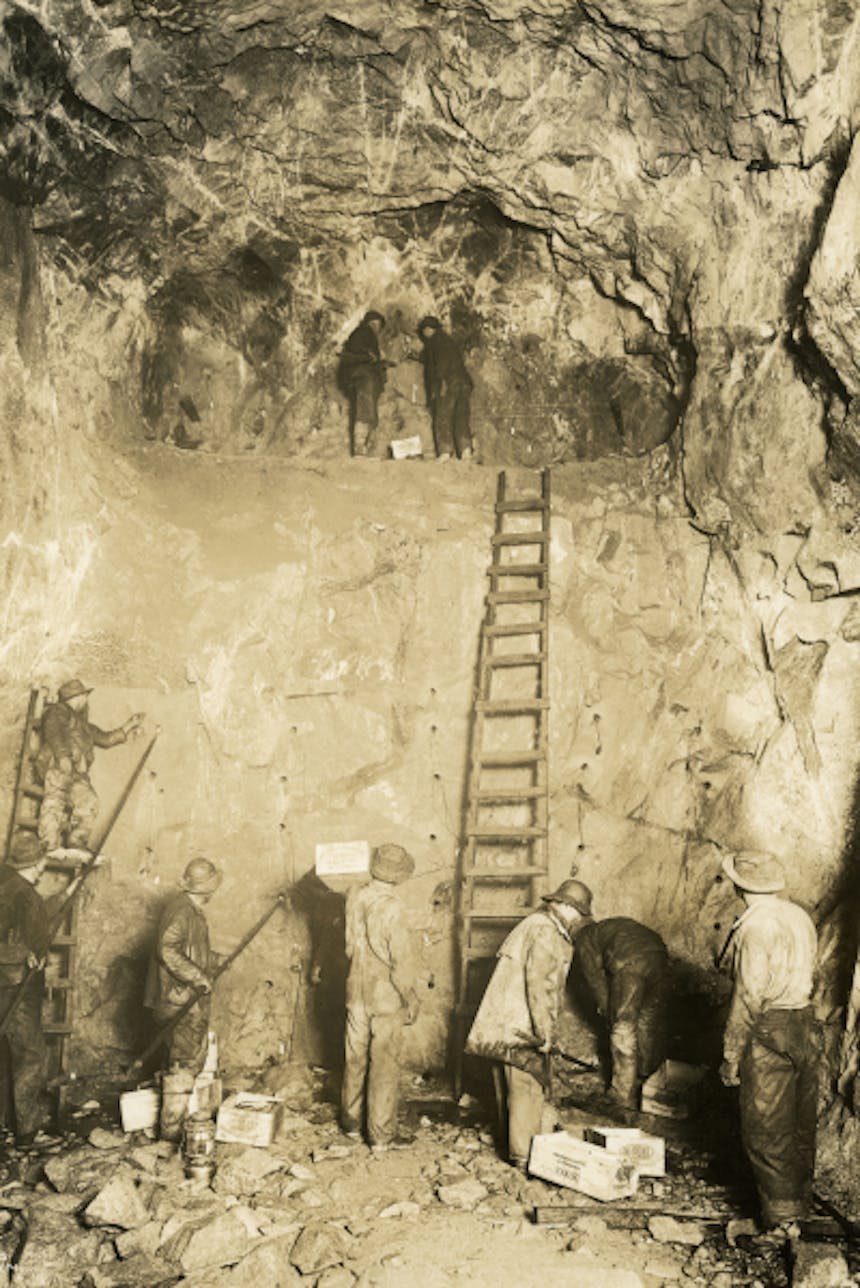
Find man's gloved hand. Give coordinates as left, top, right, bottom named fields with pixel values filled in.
left=719, top=1058, right=740, bottom=1087
left=537, top=1036, right=552, bottom=1055
left=26, top=952, right=45, bottom=971
left=198, top=977, right=213, bottom=995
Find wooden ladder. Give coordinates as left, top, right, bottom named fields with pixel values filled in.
left=453, top=469, right=551, bottom=1097
left=6, top=688, right=82, bottom=1122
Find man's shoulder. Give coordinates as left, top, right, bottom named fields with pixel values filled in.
left=0, top=867, right=28, bottom=898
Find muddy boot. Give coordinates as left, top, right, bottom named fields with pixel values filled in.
left=160, top=1069, right=195, bottom=1143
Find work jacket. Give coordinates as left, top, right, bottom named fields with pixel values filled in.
left=36, top=701, right=127, bottom=779
left=465, top=908, right=574, bottom=1074
left=420, top=331, right=472, bottom=403
left=0, top=868, right=50, bottom=986
left=337, top=321, right=385, bottom=395
left=345, top=879, right=415, bottom=1015
left=572, top=917, right=668, bottom=1017
left=144, top=892, right=216, bottom=1012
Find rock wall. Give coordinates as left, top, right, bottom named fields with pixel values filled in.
left=0, top=0, right=860, bottom=1198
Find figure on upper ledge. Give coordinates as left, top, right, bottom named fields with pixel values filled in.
left=35, top=679, right=145, bottom=857
left=417, top=315, right=474, bottom=461
left=337, top=310, right=388, bottom=457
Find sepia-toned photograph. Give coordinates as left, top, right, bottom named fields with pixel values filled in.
left=0, top=2, right=858, bottom=1285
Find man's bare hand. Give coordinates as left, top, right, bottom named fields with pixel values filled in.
left=719, top=1059, right=740, bottom=1087
left=124, top=713, right=146, bottom=739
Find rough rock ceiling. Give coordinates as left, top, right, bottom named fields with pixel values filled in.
left=0, top=0, right=858, bottom=464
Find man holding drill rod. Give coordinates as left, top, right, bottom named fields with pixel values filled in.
left=144, top=858, right=224, bottom=1140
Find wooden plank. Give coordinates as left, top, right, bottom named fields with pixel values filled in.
left=478, top=751, right=541, bottom=765
left=488, top=564, right=548, bottom=577
left=495, top=499, right=548, bottom=513
left=468, top=826, right=546, bottom=840
left=487, top=590, right=550, bottom=604
left=476, top=699, right=548, bottom=713
left=484, top=622, right=547, bottom=637
left=485, top=652, right=547, bottom=668
left=463, top=866, right=548, bottom=878
left=476, top=787, right=543, bottom=801
left=492, top=532, right=549, bottom=546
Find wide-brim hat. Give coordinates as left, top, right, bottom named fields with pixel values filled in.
left=370, top=844, right=415, bottom=884
left=180, top=858, right=222, bottom=895
left=542, top=878, right=593, bottom=917
left=721, top=850, right=785, bottom=894
left=7, top=832, right=45, bottom=869
left=58, top=678, right=92, bottom=703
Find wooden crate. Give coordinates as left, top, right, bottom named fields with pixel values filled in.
left=215, top=1093, right=283, bottom=1147
left=528, top=1132, right=639, bottom=1201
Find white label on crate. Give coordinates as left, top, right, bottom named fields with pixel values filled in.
left=315, top=841, right=371, bottom=876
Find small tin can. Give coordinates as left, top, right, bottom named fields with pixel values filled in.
left=183, top=1110, right=216, bottom=1183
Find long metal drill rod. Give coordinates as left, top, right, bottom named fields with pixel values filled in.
left=0, top=732, right=160, bottom=1037
left=125, top=890, right=289, bottom=1080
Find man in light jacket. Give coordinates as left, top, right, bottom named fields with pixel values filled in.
left=341, top=844, right=419, bottom=1152
left=719, top=850, right=820, bottom=1243
left=466, top=879, right=593, bottom=1169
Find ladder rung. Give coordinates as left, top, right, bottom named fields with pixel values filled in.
left=476, top=699, right=548, bottom=713
left=492, top=532, right=549, bottom=546
left=489, top=564, right=548, bottom=577
left=478, top=751, right=542, bottom=766
left=21, top=786, right=44, bottom=800
left=464, top=912, right=529, bottom=923
left=475, top=788, right=544, bottom=801
left=51, top=936, right=77, bottom=946
left=14, top=820, right=39, bottom=831
left=484, top=622, right=547, bottom=638
left=495, top=499, right=548, bottom=513
left=485, top=652, right=546, bottom=668
left=468, top=827, right=546, bottom=840
left=42, top=1023, right=72, bottom=1035
left=45, top=979, right=73, bottom=990
left=463, top=866, right=548, bottom=879
left=487, top=590, right=549, bottom=604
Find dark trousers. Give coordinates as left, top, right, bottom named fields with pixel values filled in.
left=341, top=1005, right=404, bottom=1145
left=0, top=981, right=47, bottom=1138
left=432, top=382, right=472, bottom=456
left=155, top=1000, right=209, bottom=1072
left=608, top=953, right=668, bottom=1106
left=739, top=1007, right=821, bottom=1226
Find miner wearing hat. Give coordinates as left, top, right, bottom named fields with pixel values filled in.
left=36, top=679, right=145, bottom=856
left=144, top=858, right=223, bottom=1140
left=718, top=850, right=820, bottom=1244
left=337, top=310, right=387, bottom=456
left=465, top=878, right=593, bottom=1169
left=571, top=913, right=669, bottom=1109
left=417, top=315, right=474, bottom=461
left=341, top=843, right=419, bottom=1151
left=0, top=832, right=51, bottom=1144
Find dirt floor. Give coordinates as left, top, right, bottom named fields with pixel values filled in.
left=0, top=1064, right=857, bottom=1288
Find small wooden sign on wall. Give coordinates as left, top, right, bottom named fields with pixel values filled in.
left=315, top=840, right=371, bottom=876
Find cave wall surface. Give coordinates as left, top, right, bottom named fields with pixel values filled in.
left=0, top=0, right=860, bottom=1195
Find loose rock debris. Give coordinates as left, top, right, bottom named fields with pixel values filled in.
left=0, top=1075, right=857, bottom=1288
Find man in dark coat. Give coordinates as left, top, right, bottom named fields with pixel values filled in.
left=417, top=315, right=474, bottom=461
left=572, top=914, right=669, bottom=1108
left=337, top=310, right=387, bottom=456
left=144, top=857, right=222, bottom=1139
left=36, top=679, right=145, bottom=854
left=0, top=832, right=51, bottom=1144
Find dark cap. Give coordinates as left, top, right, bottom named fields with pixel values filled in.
left=370, top=844, right=415, bottom=884
left=363, top=310, right=385, bottom=326
left=8, top=832, right=45, bottom=870
left=417, top=315, right=441, bottom=335
left=58, top=678, right=92, bottom=703
left=542, top=878, right=593, bottom=917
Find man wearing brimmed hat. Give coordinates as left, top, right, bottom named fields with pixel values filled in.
left=337, top=310, right=388, bottom=456
left=718, top=850, right=820, bottom=1242
left=36, top=679, right=145, bottom=855
left=571, top=913, right=669, bottom=1109
left=417, top=315, right=474, bottom=461
left=0, top=832, right=51, bottom=1144
left=341, top=843, right=419, bottom=1151
left=466, top=878, right=593, bottom=1169
left=144, top=858, right=223, bottom=1140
